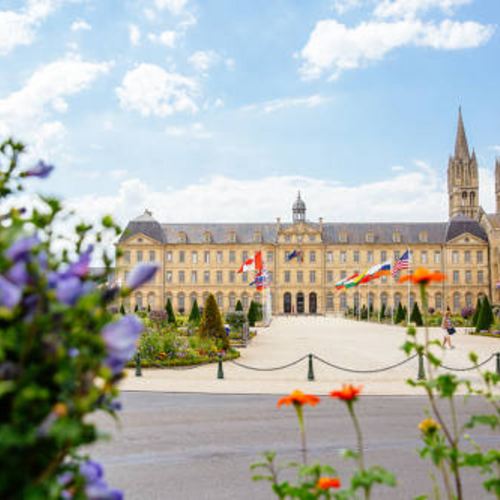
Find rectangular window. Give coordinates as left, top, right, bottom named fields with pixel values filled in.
left=353, top=251, right=360, bottom=263
left=452, top=251, right=459, bottom=264
left=327, top=294, right=334, bottom=309
left=367, top=251, right=373, bottom=263
left=465, top=270, right=471, bottom=283
left=421, top=251, right=428, bottom=264
left=204, top=251, right=210, bottom=264
left=229, top=271, right=235, bottom=283
left=217, top=271, right=223, bottom=284
left=217, top=251, right=223, bottom=264
left=310, top=271, right=316, bottom=283
left=242, top=251, right=248, bottom=262
left=453, top=270, right=459, bottom=284
left=478, top=270, right=484, bottom=283
left=166, top=251, right=172, bottom=263
left=149, top=251, right=155, bottom=262
left=229, top=251, right=235, bottom=263
left=191, top=251, right=198, bottom=264
left=477, top=251, right=483, bottom=264
left=327, top=270, right=333, bottom=283
left=166, top=271, right=172, bottom=283
left=434, top=251, right=441, bottom=264
left=124, top=251, right=131, bottom=263
left=137, top=251, right=143, bottom=262
left=285, top=250, right=290, bottom=261
left=381, top=251, right=387, bottom=262
left=297, top=271, right=303, bottom=283
left=340, top=270, right=347, bottom=279
left=394, top=251, right=400, bottom=261
left=179, top=251, right=185, bottom=263
left=465, top=251, right=471, bottom=264
left=124, top=271, right=130, bottom=282
left=268, top=271, right=273, bottom=282
left=340, top=251, right=346, bottom=263
left=191, top=271, right=197, bottom=283
left=242, top=272, right=248, bottom=283
left=204, top=271, right=210, bottom=284
left=310, top=251, right=316, bottom=263
left=285, top=271, right=290, bottom=283
left=327, top=251, right=333, bottom=263
left=267, top=251, right=273, bottom=263
left=178, top=271, right=185, bottom=283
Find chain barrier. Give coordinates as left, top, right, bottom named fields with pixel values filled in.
left=429, top=353, right=495, bottom=372
left=229, top=354, right=309, bottom=372
left=313, top=353, right=418, bottom=374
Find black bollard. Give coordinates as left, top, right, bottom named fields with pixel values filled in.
left=496, top=353, right=500, bottom=377
left=135, top=352, right=142, bottom=377
left=308, top=354, right=315, bottom=381
left=217, top=353, right=224, bottom=379
left=417, top=352, right=425, bottom=380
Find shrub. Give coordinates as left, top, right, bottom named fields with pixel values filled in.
left=472, top=298, right=481, bottom=326
left=134, top=304, right=139, bottom=312
left=248, top=300, right=258, bottom=326
left=149, top=309, right=167, bottom=323
left=360, top=305, right=368, bottom=320
left=410, top=302, right=423, bottom=326
left=395, top=303, right=405, bottom=324
left=120, top=303, right=126, bottom=315
left=235, top=299, right=243, bottom=312
left=461, top=306, right=475, bottom=320
left=200, top=294, right=229, bottom=350
left=165, top=298, right=176, bottom=324
left=225, top=311, right=246, bottom=331
left=476, top=295, right=494, bottom=333
left=189, top=299, right=201, bottom=325
left=380, top=303, right=386, bottom=319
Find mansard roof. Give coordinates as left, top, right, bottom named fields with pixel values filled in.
left=118, top=210, right=165, bottom=243
left=445, top=214, right=488, bottom=242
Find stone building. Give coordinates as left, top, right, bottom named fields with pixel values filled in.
left=116, top=110, right=499, bottom=315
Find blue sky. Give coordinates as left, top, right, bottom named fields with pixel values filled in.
left=1, top=0, right=499, bottom=225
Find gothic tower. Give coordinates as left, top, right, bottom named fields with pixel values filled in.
left=496, top=158, right=500, bottom=213
left=447, top=107, right=479, bottom=219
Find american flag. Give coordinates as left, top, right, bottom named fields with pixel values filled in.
left=391, top=250, right=410, bottom=277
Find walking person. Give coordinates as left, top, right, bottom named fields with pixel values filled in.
left=441, top=311, right=456, bottom=349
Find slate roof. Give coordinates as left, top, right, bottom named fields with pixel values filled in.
left=445, top=214, right=488, bottom=242
left=118, top=211, right=166, bottom=243
left=486, top=213, right=500, bottom=230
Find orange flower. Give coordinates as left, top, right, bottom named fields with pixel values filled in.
left=330, top=384, right=362, bottom=402
left=399, top=267, right=445, bottom=286
left=277, top=390, right=320, bottom=408
left=317, top=477, right=341, bottom=490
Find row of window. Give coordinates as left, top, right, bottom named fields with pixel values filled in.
left=123, top=249, right=485, bottom=266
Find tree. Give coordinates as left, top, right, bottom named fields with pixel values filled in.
left=360, top=305, right=368, bottom=320
left=235, top=300, right=243, bottom=312
left=395, top=303, right=405, bottom=324
left=134, top=304, right=139, bottom=313
left=410, top=302, right=424, bottom=326
left=247, top=300, right=258, bottom=326
left=199, top=294, right=229, bottom=349
left=147, top=303, right=151, bottom=313
left=189, top=299, right=201, bottom=325
left=380, top=302, right=386, bottom=319
left=476, top=295, right=494, bottom=333
left=120, top=304, right=125, bottom=315
left=403, top=305, right=408, bottom=323
left=472, top=298, right=481, bottom=326
left=165, top=298, right=176, bottom=324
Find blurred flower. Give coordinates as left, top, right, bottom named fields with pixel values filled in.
left=6, top=235, right=39, bottom=262
left=80, top=460, right=123, bottom=500
left=68, top=348, right=79, bottom=358
left=399, top=267, right=445, bottom=286
left=22, top=160, right=54, bottom=178
left=126, top=264, right=158, bottom=290
left=101, top=315, right=143, bottom=374
left=56, top=276, right=84, bottom=306
left=330, top=385, right=362, bottom=402
left=419, top=418, right=440, bottom=436
left=7, top=261, right=29, bottom=286
left=0, top=275, right=22, bottom=309
left=317, top=477, right=341, bottom=490
left=277, top=390, right=320, bottom=408
left=66, top=245, right=93, bottom=278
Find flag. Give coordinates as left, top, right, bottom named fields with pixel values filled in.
left=254, top=251, right=263, bottom=272
left=391, top=251, right=410, bottom=277
left=371, top=262, right=391, bottom=279
left=286, top=250, right=298, bottom=262
left=334, top=276, right=349, bottom=290
left=238, top=258, right=254, bottom=274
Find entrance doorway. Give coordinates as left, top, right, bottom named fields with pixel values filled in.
left=284, top=293, right=292, bottom=314
left=309, top=292, right=317, bottom=314
left=296, top=292, right=305, bottom=313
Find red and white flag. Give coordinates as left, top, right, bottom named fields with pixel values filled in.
left=238, top=258, right=254, bottom=274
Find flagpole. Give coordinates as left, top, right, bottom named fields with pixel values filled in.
left=367, top=280, right=370, bottom=322
left=407, top=247, right=411, bottom=325
left=391, top=261, right=394, bottom=325
left=377, top=277, right=380, bottom=323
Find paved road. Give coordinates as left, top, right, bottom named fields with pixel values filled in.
left=121, top=316, right=500, bottom=395
left=90, top=392, right=498, bottom=500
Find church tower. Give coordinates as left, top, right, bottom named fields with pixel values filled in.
left=447, top=107, right=479, bottom=219
left=496, top=158, right=500, bottom=213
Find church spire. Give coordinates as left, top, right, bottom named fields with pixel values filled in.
left=454, top=106, right=470, bottom=160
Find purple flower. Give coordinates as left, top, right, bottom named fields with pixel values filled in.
left=7, top=261, right=29, bottom=286
left=126, top=264, right=158, bottom=290
left=6, top=235, right=39, bottom=262
left=101, top=315, right=143, bottom=374
left=80, top=460, right=123, bottom=500
left=67, top=245, right=93, bottom=278
left=0, top=275, right=22, bottom=309
left=22, top=160, right=54, bottom=179
left=80, top=460, right=103, bottom=483
left=56, top=276, right=84, bottom=306
left=68, top=348, right=79, bottom=357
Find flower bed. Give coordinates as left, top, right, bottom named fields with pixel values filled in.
left=128, top=349, right=240, bottom=368
left=467, top=330, right=500, bottom=339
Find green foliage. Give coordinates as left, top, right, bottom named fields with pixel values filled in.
left=120, top=304, right=125, bottom=315
left=410, top=302, right=424, bottom=326
left=134, top=304, right=139, bottom=313
left=147, top=303, right=151, bottom=313
left=200, top=294, right=229, bottom=350
left=476, top=295, right=494, bottom=333
left=188, top=299, right=201, bottom=325
left=247, top=300, right=259, bottom=326
left=472, top=298, right=481, bottom=326
left=380, top=302, right=386, bottom=319
left=394, top=302, right=405, bottom=324
left=360, top=305, right=367, bottom=320
left=225, top=311, right=246, bottom=332
left=165, top=298, right=176, bottom=324
left=235, top=299, right=243, bottom=312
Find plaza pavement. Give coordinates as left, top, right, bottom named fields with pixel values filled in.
left=120, top=316, right=500, bottom=395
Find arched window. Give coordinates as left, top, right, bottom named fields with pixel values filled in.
left=340, top=293, right=347, bottom=310
left=327, top=293, right=334, bottom=311
left=453, top=292, right=460, bottom=312
left=229, top=292, right=236, bottom=311
left=190, top=292, right=197, bottom=307
left=435, top=293, right=442, bottom=310
left=254, top=293, right=262, bottom=304
left=368, top=293, right=374, bottom=308
left=147, top=292, right=155, bottom=308
left=242, top=293, right=249, bottom=310
left=135, top=292, right=143, bottom=309
left=353, top=292, right=360, bottom=311
left=216, top=292, right=224, bottom=310
left=381, top=292, right=388, bottom=307
left=178, top=293, right=185, bottom=313
left=394, top=293, right=402, bottom=308
left=465, top=293, right=473, bottom=308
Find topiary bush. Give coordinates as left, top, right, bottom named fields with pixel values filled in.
left=165, top=298, right=176, bottom=325
left=235, top=300, right=243, bottom=312
left=189, top=299, right=201, bottom=325
left=247, top=300, right=258, bottom=326
left=472, top=298, right=481, bottom=327
left=395, top=303, right=405, bottom=324
left=200, top=294, right=229, bottom=350
left=476, top=295, right=494, bottom=333
left=410, top=302, right=423, bottom=326
left=225, top=311, right=246, bottom=332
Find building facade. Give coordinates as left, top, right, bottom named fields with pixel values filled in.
left=116, top=110, right=500, bottom=315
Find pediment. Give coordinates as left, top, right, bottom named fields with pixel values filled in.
left=120, top=232, right=160, bottom=245
left=446, top=232, right=487, bottom=246
left=279, top=222, right=322, bottom=243
left=282, top=222, right=318, bottom=235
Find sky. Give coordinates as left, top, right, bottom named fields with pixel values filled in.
left=1, top=0, right=500, bottom=228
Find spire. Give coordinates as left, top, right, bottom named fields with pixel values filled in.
left=454, top=106, right=470, bottom=160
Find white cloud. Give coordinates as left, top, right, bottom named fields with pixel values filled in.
left=0, top=0, right=58, bottom=55
left=154, top=0, right=188, bottom=15
left=188, top=50, right=220, bottom=74
left=129, top=24, right=140, bottom=46
left=333, top=0, right=362, bottom=15
left=110, top=169, right=128, bottom=180
left=244, top=94, right=331, bottom=114
left=489, top=146, right=500, bottom=153
left=116, top=63, right=199, bottom=117
left=165, top=122, right=212, bottom=139
left=391, top=165, right=404, bottom=171
left=148, top=30, right=178, bottom=47
left=71, top=19, right=91, bottom=31
left=375, top=0, right=474, bottom=19
left=299, top=18, right=494, bottom=80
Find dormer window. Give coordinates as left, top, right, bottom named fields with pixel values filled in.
left=253, top=231, right=262, bottom=243
left=365, top=231, right=374, bottom=243
left=228, top=231, right=236, bottom=243
left=297, top=235, right=303, bottom=242
left=392, top=231, right=401, bottom=243
left=178, top=232, right=187, bottom=244
left=339, top=231, right=348, bottom=243
left=203, top=232, right=212, bottom=243
left=419, top=231, right=428, bottom=243
left=309, top=235, right=316, bottom=242
left=285, top=235, right=291, bottom=242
